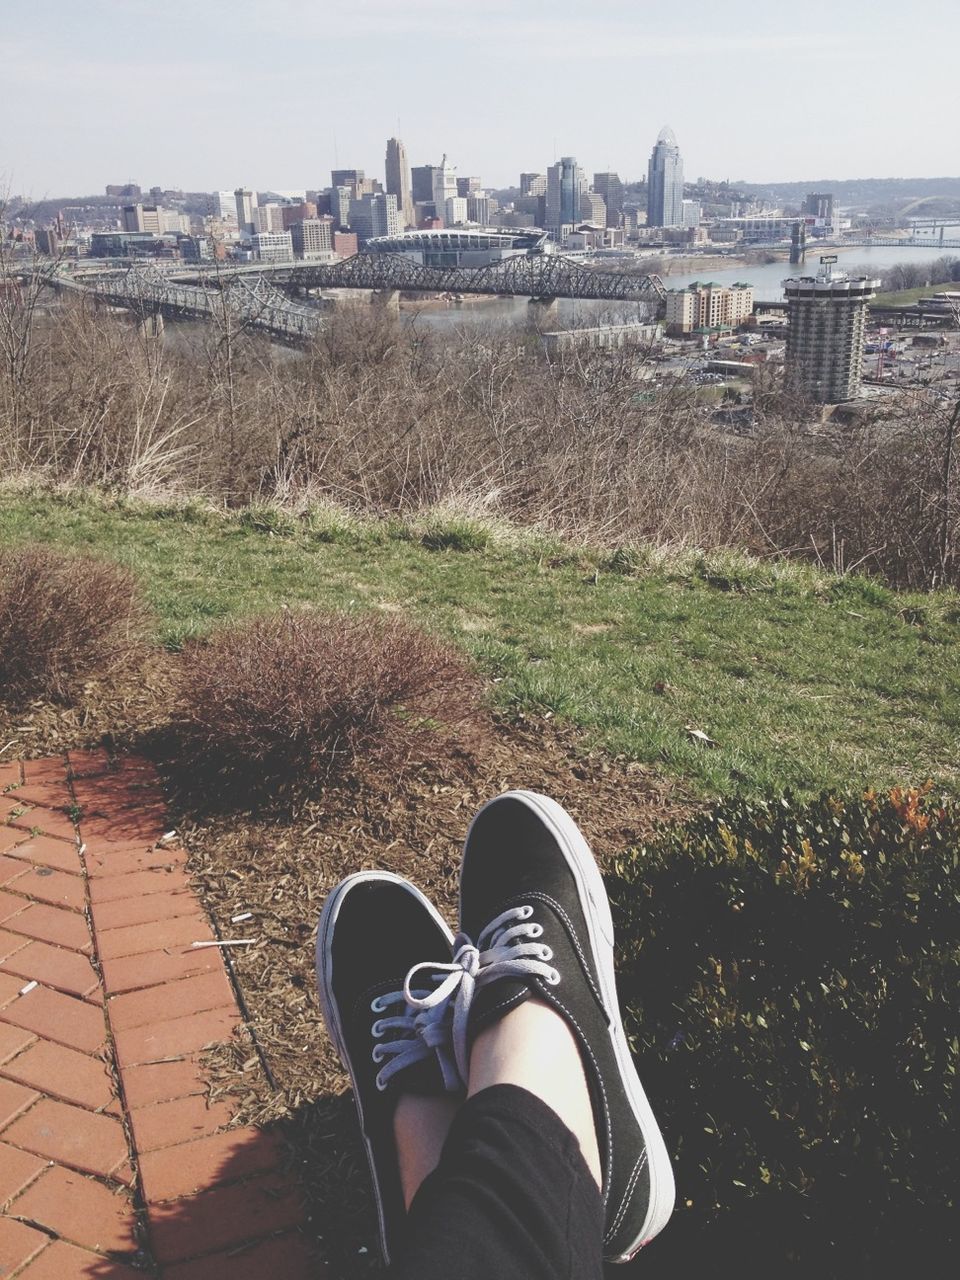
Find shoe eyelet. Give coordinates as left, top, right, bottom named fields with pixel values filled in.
left=546, top=969, right=561, bottom=985
left=370, top=996, right=385, bottom=1013
left=528, top=923, right=543, bottom=938
left=540, top=946, right=553, bottom=962
left=372, top=1044, right=385, bottom=1063
left=371, top=1020, right=385, bottom=1038
left=519, top=905, right=534, bottom=918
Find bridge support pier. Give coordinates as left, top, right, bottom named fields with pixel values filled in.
left=136, top=312, right=164, bottom=339
left=527, top=296, right=559, bottom=330
left=371, top=289, right=401, bottom=312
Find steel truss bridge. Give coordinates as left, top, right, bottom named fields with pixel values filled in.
left=236, top=251, right=667, bottom=306
left=46, top=252, right=667, bottom=345
left=841, top=237, right=960, bottom=250
left=52, top=264, right=322, bottom=344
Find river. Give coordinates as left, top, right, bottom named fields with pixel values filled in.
left=407, top=243, right=958, bottom=332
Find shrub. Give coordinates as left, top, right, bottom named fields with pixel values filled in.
left=0, top=544, right=150, bottom=707
left=177, top=608, right=486, bottom=801
left=608, top=787, right=958, bottom=1277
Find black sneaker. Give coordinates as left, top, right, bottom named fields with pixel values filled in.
left=316, top=871, right=461, bottom=1265
left=457, top=791, right=675, bottom=1262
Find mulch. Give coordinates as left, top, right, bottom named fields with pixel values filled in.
left=2, top=671, right=694, bottom=1275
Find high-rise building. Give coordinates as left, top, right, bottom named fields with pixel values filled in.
left=290, top=217, right=333, bottom=259
left=432, top=156, right=457, bottom=225
left=457, top=176, right=481, bottom=198
left=282, top=201, right=319, bottom=230
left=234, top=188, right=258, bottom=237
left=647, top=127, right=684, bottom=227
left=330, top=186, right=353, bottom=229
left=545, top=157, right=587, bottom=240
left=252, top=231, right=294, bottom=263
left=348, top=192, right=401, bottom=242
left=521, top=173, right=547, bottom=198
left=593, top=173, right=624, bottom=226
left=466, top=193, right=491, bottom=225
left=782, top=264, right=879, bottom=403
left=213, top=192, right=239, bottom=221
left=444, top=196, right=468, bottom=226
left=681, top=199, right=701, bottom=229
left=106, top=183, right=141, bottom=199
left=665, top=281, right=754, bottom=335
left=581, top=191, right=607, bottom=230
left=803, top=192, right=835, bottom=223
left=332, top=230, right=359, bottom=258
left=255, top=203, right=285, bottom=234
left=331, top=169, right=364, bottom=192
left=122, top=204, right=163, bottom=235
left=411, top=165, right=436, bottom=204
left=385, top=138, right=415, bottom=229
left=783, top=268, right=885, bottom=404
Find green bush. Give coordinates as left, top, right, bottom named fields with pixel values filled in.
left=608, top=787, right=958, bottom=1277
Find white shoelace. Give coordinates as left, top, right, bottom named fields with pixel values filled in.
left=371, top=986, right=461, bottom=1093
left=402, top=905, right=561, bottom=1084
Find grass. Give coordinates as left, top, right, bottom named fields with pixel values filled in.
left=872, top=282, right=959, bottom=306
left=1, top=489, right=958, bottom=798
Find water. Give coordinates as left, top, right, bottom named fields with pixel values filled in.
left=407, top=243, right=958, bottom=332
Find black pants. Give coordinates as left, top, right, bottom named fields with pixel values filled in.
left=388, top=1084, right=603, bottom=1280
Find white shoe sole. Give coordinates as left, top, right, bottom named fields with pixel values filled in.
left=316, top=870, right=455, bottom=1266
left=464, top=791, right=677, bottom=1260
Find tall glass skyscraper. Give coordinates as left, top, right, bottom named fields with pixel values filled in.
left=545, top=156, right=586, bottom=240
left=646, top=126, right=684, bottom=227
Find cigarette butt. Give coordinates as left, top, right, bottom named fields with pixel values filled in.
left=19, top=981, right=38, bottom=996
left=231, top=912, right=252, bottom=923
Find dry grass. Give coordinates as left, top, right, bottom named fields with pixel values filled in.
left=175, top=608, right=489, bottom=806
left=0, top=543, right=150, bottom=709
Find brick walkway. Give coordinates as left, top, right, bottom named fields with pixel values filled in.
left=0, top=751, right=320, bottom=1278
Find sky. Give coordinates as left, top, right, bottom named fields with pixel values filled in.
left=2, top=0, right=958, bottom=198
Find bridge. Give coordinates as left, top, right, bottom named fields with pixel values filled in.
left=841, top=237, right=960, bottom=250
left=51, top=264, right=324, bottom=345
left=221, top=250, right=668, bottom=306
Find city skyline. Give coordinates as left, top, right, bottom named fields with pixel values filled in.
left=1, top=0, right=958, bottom=197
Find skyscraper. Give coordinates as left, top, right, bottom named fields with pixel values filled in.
left=545, top=157, right=587, bottom=241
left=432, top=156, right=457, bottom=225
left=593, top=173, right=624, bottom=226
left=385, top=138, right=414, bottom=229
left=646, top=127, right=684, bottom=228
left=411, top=165, right=436, bottom=204
left=782, top=262, right=880, bottom=403
left=234, top=188, right=258, bottom=237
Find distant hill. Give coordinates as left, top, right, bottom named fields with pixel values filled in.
left=738, top=177, right=960, bottom=213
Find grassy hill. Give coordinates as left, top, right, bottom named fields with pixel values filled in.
left=2, top=489, right=957, bottom=799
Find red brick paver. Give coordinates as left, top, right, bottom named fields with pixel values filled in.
left=0, top=753, right=321, bottom=1277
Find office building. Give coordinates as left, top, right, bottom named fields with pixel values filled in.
left=803, top=192, right=835, bottom=223
left=234, top=188, right=258, bottom=237
left=521, top=173, right=547, bottom=197
left=122, top=204, right=166, bottom=235
left=252, top=231, right=294, bottom=263
left=665, top=281, right=754, bottom=335
left=647, top=126, right=684, bottom=227
left=290, top=217, right=333, bottom=258
left=782, top=264, right=879, bottom=402
left=106, top=183, right=141, bottom=199
left=457, top=176, right=481, bottom=198
left=443, top=196, right=468, bottom=226
left=331, top=169, right=364, bottom=193
left=681, top=199, right=701, bottom=229
left=330, top=186, right=353, bottom=229
left=545, top=157, right=587, bottom=240
left=581, top=191, right=607, bottom=230
left=411, top=165, right=436, bottom=204
left=593, top=173, right=624, bottom=226
left=348, top=192, right=401, bottom=242
left=282, top=201, right=319, bottom=230
left=432, top=156, right=457, bottom=224
left=255, top=203, right=285, bottom=234
left=466, top=193, right=491, bottom=224
left=385, top=137, right=415, bottom=228
left=332, top=230, right=359, bottom=257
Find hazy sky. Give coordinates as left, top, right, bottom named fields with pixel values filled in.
left=2, top=0, right=957, bottom=197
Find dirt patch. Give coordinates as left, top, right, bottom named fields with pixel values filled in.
left=168, top=713, right=692, bottom=1276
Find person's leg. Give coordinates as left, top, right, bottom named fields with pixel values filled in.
left=468, top=997, right=601, bottom=1187
left=393, top=1094, right=461, bottom=1208
left=389, top=1083, right=604, bottom=1280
